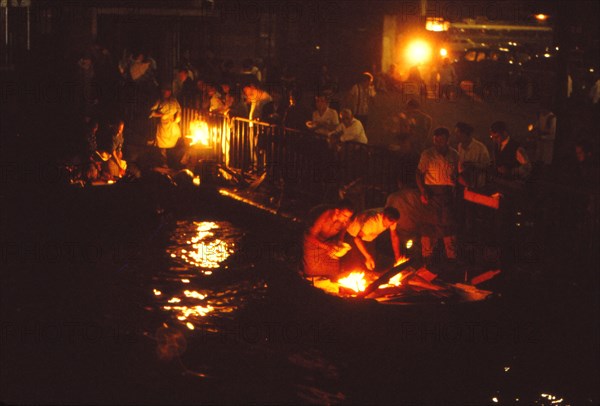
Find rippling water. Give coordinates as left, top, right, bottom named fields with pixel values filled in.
left=153, top=220, right=265, bottom=330
left=131, top=218, right=594, bottom=405
left=140, top=218, right=345, bottom=403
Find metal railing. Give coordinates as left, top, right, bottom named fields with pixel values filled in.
left=179, top=107, right=416, bottom=207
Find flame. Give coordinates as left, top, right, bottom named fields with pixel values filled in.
left=394, top=256, right=410, bottom=267
left=387, top=272, right=403, bottom=287
left=337, top=272, right=367, bottom=293
left=187, top=120, right=210, bottom=146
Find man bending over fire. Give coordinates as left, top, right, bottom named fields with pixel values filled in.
left=303, top=200, right=355, bottom=278
left=345, top=207, right=402, bottom=272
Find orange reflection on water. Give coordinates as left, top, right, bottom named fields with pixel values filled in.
left=170, top=221, right=235, bottom=271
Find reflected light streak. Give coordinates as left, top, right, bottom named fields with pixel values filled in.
left=174, top=222, right=234, bottom=270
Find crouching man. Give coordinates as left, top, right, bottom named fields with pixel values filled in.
left=303, top=200, right=355, bottom=278
left=345, top=207, right=402, bottom=272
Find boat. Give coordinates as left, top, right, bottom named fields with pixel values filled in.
left=305, top=259, right=500, bottom=306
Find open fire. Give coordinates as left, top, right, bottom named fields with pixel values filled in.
left=187, top=120, right=211, bottom=147
left=337, top=272, right=368, bottom=293
left=329, top=256, right=412, bottom=295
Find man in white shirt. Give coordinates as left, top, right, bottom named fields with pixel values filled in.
left=335, top=109, right=367, bottom=144
left=416, top=127, right=459, bottom=270
left=454, top=121, right=491, bottom=189
left=309, top=96, right=339, bottom=135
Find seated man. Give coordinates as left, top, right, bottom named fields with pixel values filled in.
left=308, top=95, right=339, bottom=136
left=334, top=108, right=368, bottom=145
left=303, top=200, right=355, bottom=278
left=345, top=207, right=402, bottom=271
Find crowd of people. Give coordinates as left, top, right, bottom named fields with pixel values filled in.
left=70, top=42, right=387, bottom=178
left=303, top=117, right=598, bottom=282
left=66, top=42, right=597, bottom=281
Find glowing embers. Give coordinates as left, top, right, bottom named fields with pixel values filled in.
left=187, top=120, right=211, bottom=146
left=169, top=221, right=235, bottom=272
left=379, top=272, right=405, bottom=289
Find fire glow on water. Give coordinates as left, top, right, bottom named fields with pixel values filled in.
left=169, top=222, right=235, bottom=271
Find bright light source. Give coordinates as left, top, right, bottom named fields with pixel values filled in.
left=405, top=39, right=432, bottom=65
left=440, top=48, right=448, bottom=57
left=187, top=120, right=210, bottom=146
left=535, top=14, right=548, bottom=21
left=544, top=53, right=551, bottom=58
left=590, top=68, right=595, bottom=73
left=406, top=239, right=413, bottom=249
left=425, top=17, right=449, bottom=32
left=315, top=45, right=320, bottom=50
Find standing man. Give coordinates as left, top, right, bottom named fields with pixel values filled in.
left=345, top=207, right=402, bottom=271
left=416, top=127, right=459, bottom=269
left=347, top=72, right=376, bottom=128
left=489, top=121, right=531, bottom=182
left=437, top=58, right=457, bottom=100
left=455, top=122, right=490, bottom=189
left=405, top=99, right=433, bottom=154
left=150, top=84, right=182, bottom=167
left=528, top=106, right=556, bottom=166
left=455, top=121, right=491, bottom=236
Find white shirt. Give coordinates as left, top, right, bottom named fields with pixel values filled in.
left=346, top=209, right=396, bottom=242
left=418, top=146, right=459, bottom=186
left=337, top=118, right=367, bottom=144
left=458, top=138, right=490, bottom=188
left=458, top=138, right=490, bottom=173
left=312, top=108, right=339, bottom=129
